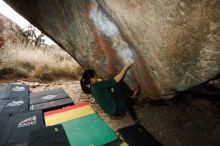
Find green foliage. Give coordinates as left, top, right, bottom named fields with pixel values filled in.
left=14, top=24, right=46, bottom=47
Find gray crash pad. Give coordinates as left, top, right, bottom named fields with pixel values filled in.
left=0, top=84, right=10, bottom=100
left=8, top=84, right=29, bottom=99
left=2, top=96, right=29, bottom=114
left=8, top=110, right=44, bottom=145
left=30, top=98, right=74, bottom=112
left=30, top=88, right=69, bottom=105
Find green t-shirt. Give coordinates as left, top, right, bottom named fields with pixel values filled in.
left=91, top=79, right=117, bottom=116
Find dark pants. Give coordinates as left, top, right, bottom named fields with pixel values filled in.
left=112, top=81, right=138, bottom=121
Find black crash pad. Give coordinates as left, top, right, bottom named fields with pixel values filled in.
left=104, top=139, right=128, bottom=146
left=8, top=84, right=29, bottom=99
left=30, top=98, right=74, bottom=112
left=8, top=110, right=44, bottom=145
left=0, top=112, right=12, bottom=146
left=0, top=84, right=10, bottom=100
left=0, top=100, right=6, bottom=112
left=30, top=88, right=69, bottom=105
left=118, top=124, right=162, bottom=146
left=29, top=124, right=70, bottom=146
left=2, top=97, right=29, bottom=114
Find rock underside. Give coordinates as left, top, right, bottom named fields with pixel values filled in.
left=4, top=0, right=220, bottom=99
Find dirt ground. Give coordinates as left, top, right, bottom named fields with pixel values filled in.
left=1, top=79, right=220, bottom=146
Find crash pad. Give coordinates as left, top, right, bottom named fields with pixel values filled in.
left=118, top=124, right=162, bottom=146
left=0, top=112, right=12, bottom=146
left=30, top=98, right=74, bottom=112
left=8, top=110, right=44, bottom=145
left=62, top=113, right=117, bottom=146
left=0, top=100, right=6, bottom=112
left=104, top=140, right=129, bottom=146
left=2, top=96, right=29, bottom=113
left=44, top=102, right=95, bottom=126
left=30, top=88, right=69, bottom=105
left=0, top=84, right=10, bottom=100
left=8, top=84, right=29, bottom=99
left=29, top=124, right=70, bottom=146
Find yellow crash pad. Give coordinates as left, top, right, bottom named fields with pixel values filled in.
left=44, top=102, right=95, bottom=126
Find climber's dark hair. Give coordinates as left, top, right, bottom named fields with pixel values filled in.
left=80, top=69, right=96, bottom=94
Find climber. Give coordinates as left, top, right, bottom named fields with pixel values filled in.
left=80, top=59, right=140, bottom=124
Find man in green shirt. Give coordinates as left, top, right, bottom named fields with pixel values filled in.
left=80, top=59, right=139, bottom=123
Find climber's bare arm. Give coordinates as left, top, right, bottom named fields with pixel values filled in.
left=114, top=59, right=134, bottom=82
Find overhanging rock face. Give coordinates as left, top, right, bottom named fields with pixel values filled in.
left=5, top=0, right=220, bottom=99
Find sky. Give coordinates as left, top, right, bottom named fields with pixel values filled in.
left=0, top=0, right=55, bottom=45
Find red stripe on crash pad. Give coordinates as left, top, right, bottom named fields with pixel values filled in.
left=44, top=102, right=88, bottom=116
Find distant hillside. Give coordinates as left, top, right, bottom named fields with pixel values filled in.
left=0, top=13, right=22, bottom=47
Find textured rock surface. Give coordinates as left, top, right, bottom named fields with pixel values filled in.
left=4, top=0, right=220, bottom=99
left=0, top=13, right=22, bottom=47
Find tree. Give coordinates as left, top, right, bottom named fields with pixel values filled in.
left=12, top=24, right=46, bottom=47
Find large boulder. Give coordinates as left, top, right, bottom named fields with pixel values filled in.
left=4, top=0, right=220, bottom=99
left=0, top=13, right=22, bottom=47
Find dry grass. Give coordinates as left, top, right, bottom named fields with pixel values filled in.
left=0, top=42, right=84, bottom=81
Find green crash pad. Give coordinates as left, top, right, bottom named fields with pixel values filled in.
left=62, top=113, right=117, bottom=146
